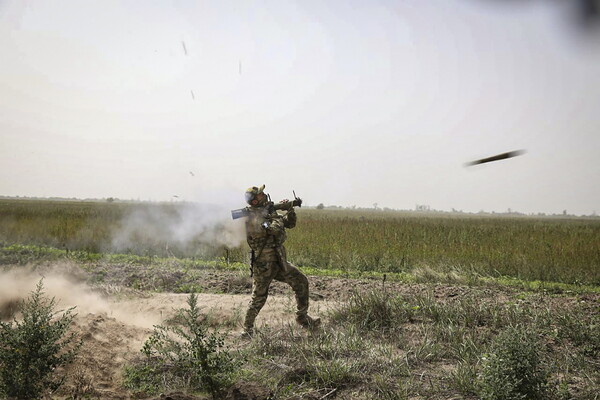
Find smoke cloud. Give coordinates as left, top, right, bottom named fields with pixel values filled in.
left=109, top=201, right=246, bottom=257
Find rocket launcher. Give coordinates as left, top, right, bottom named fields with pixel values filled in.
left=231, top=192, right=302, bottom=220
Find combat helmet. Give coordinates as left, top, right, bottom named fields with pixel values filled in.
left=245, top=184, right=267, bottom=206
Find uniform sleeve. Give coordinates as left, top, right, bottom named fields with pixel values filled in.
left=283, top=208, right=296, bottom=229
left=265, top=217, right=285, bottom=234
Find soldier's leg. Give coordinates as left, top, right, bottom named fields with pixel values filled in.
left=244, top=261, right=275, bottom=333
left=275, top=262, right=320, bottom=328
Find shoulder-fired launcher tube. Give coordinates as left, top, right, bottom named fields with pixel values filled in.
left=230, top=198, right=302, bottom=220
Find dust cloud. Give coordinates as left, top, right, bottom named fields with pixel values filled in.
left=0, top=264, right=163, bottom=329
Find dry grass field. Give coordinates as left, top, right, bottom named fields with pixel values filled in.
left=1, top=199, right=599, bottom=284
left=0, top=199, right=599, bottom=399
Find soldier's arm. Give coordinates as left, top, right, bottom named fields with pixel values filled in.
left=283, top=208, right=296, bottom=229
left=262, top=216, right=285, bottom=233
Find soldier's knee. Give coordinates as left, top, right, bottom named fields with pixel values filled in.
left=251, top=293, right=268, bottom=306
left=252, top=276, right=272, bottom=295
left=286, top=264, right=307, bottom=280
left=292, top=271, right=308, bottom=288
left=253, top=285, right=269, bottom=298
left=299, top=272, right=308, bottom=285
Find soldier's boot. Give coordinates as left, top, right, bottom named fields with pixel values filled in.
left=296, top=314, right=321, bottom=330
left=242, top=310, right=257, bottom=338
left=239, top=327, right=254, bottom=339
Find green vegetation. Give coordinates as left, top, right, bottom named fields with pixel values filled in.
left=329, top=289, right=415, bottom=333
left=0, top=280, right=81, bottom=399
left=1, top=199, right=599, bottom=399
left=479, top=326, right=548, bottom=400
left=290, top=209, right=600, bottom=285
left=238, top=290, right=600, bottom=399
left=1, top=198, right=599, bottom=285
left=123, top=292, right=240, bottom=398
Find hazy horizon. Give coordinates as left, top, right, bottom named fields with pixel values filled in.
left=2, top=1, right=599, bottom=216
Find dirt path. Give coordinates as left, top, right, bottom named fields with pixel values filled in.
left=0, top=265, right=337, bottom=399
left=63, top=291, right=335, bottom=399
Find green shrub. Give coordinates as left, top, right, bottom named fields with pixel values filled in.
left=123, top=292, right=238, bottom=398
left=479, top=326, right=548, bottom=400
left=0, top=280, right=81, bottom=399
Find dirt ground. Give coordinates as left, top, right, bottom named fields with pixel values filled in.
left=1, top=263, right=598, bottom=399
left=61, top=292, right=308, bottom=400
left=0, top=264, right=341, bottom=399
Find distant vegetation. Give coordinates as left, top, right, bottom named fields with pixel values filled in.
left=288, top=209, right=600, bottom=285
left=0, top=199, right=599, bottom=285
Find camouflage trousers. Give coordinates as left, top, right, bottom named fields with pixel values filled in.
left=243, top=259, right=309, bottom=331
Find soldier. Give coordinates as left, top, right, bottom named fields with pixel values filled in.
left=242, top=185, right=320, bottom=336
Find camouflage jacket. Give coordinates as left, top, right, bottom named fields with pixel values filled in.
left=245, top=204, right=296, bottom=255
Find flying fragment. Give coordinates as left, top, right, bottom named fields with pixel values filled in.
left=465, top=150, right=526, bottom=167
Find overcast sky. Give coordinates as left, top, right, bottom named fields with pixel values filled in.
left=1, top=0, right=599, bottom=215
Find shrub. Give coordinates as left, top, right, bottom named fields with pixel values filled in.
left=0, top=280, right=81, bottom=399
left=123, top=292, right=238, bottom=398
left=479, top=326, right=548, bottom=400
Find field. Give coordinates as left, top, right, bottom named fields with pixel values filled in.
left=1, top=199, right=599, bottom=399
left=1, top=199, right=599, bottom=285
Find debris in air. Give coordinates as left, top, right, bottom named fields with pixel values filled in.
left=465, top=150, right=526, bottom=167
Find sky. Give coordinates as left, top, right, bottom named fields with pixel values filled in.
left=1, top=0, right=599, bottom=215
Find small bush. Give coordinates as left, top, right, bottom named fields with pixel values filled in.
left=479, top=326, right=548, bottom=400
left=123, top=292, right=239, bottom=398
left=0, top=280, right=81, bottom=399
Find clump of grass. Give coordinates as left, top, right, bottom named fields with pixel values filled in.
left=413, top=291, right=538, bottom=330
left=329, top=289, right=415, bottom=333
left=412, top=264, right=472, bottom=285
left=478, top=326, right=548, bottom=400
left=555, top=309, right=600, bottom=358
left=244, top=325, right=410, bottom=398
left=368, top=373, right=409, bottom=400
left=449, top=361, right=479, bottom=396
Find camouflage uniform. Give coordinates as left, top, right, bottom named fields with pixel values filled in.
left=243, top=201, right=316, bottom=333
